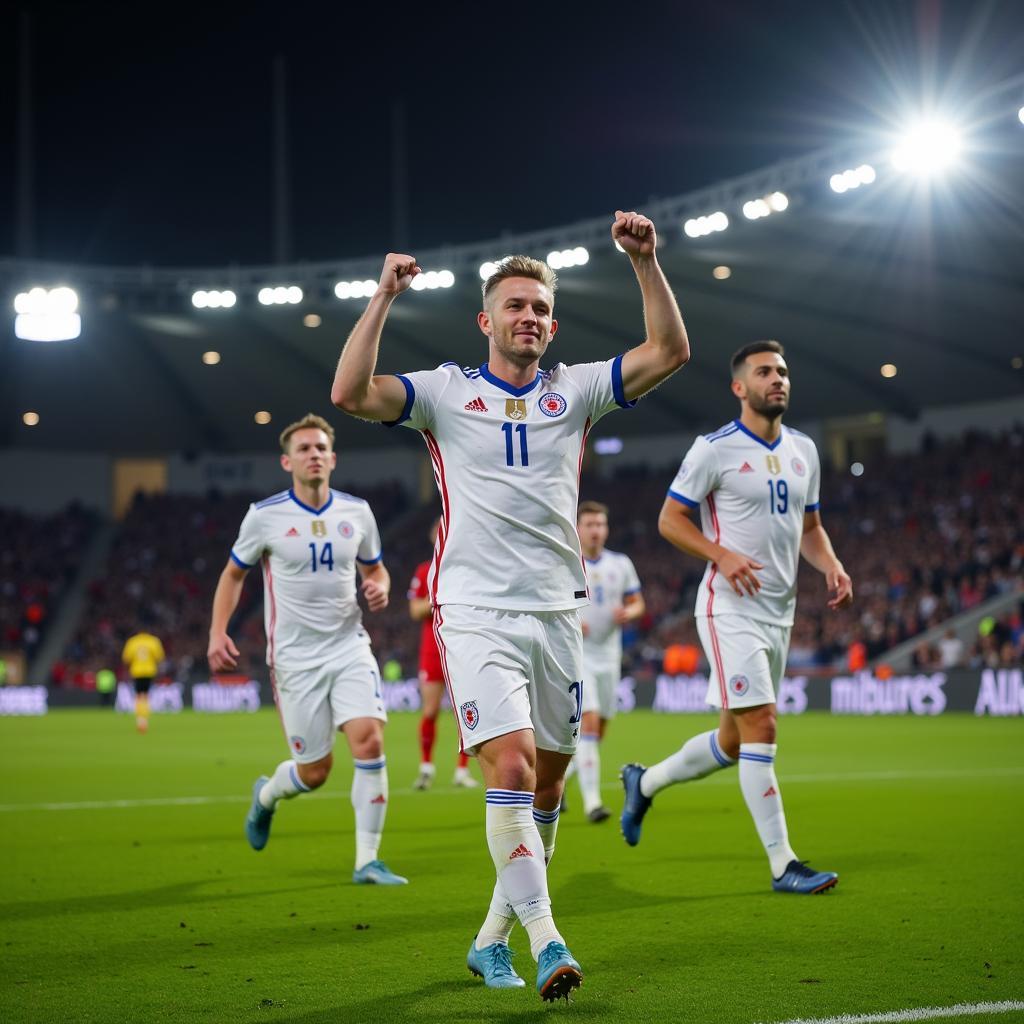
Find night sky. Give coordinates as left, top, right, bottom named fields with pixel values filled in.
left=3, top=0, right=1021, bottom=267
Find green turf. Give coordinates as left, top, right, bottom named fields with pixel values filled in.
left=1, top=709, right=1022, bottom=1024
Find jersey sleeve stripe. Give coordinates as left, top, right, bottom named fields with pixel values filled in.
left=611, top=354, right=639, bottom=409
left=667, top=488, right=700, bottom=508
left=806, top=501, right=820, bottom=511
left=230, top=550, right=254, bottom=569
left=356, top=552, right=383, bottom=565
left=623, top=586, right=642, bottom=596
left=383, top=374, right=415, bottom=427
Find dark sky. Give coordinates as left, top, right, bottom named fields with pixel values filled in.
left=4, top=0, right=1021, bottom=266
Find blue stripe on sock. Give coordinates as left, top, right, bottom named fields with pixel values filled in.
left=738, top=752, right=774, bottom=763
left=709, top=732, right=734, bottom=768
left=533, top=808, right=560, bottom=823
left=486, top=789, right=534, bottom=806
left=289, top=765, right=311, bottom=791
left=354, top=759, right=386, bottom=771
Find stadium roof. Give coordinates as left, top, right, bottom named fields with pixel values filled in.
left=3, top=140, right=1023, bottom=454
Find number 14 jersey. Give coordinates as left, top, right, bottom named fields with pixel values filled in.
left=390, top=358, right=634, bottom=612
left=667, top=420, right=821, bottom=627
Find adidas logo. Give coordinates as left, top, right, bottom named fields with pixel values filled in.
left=739, top=462, right=754, bottom=474
left=371, top=794, right=387, bottom=805
left=464, top=397, right=488, bottom=413
left=285, top=527, right=300, bottom=537
left=508, top=843, right=533, bottom=860
left=763, top=786, right=777, bottom=797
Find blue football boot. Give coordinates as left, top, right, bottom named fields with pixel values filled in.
left=245, top=776, right=273, bottom=851
left=771, top=860, right=838, bottom=894
left=466, top=938, right=526, bottom=989
left=352, top=860, right=409, bottom=885
left=536, top=941, right=583, bottom=1002
left=620, top=763, right=652, bottom=847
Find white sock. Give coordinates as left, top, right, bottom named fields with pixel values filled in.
left=533, top=804, right=560, bottom=865
left=259, top=759, right=311, bottom=809
left=575, top=734, right=602, bottom=812
left=476, top=881, right=517, bottom=949
left=352, top=756, right=388, bottom=870
left=640, top=729, right=736, bottom=798
left=485, top=790, right=564, bottom=960
left=738, top=743, right=797, bottom=878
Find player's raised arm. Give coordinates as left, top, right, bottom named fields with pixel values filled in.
left=614, top=211, right=690, bottom=401
left=331, top=254, right=421, bottom=422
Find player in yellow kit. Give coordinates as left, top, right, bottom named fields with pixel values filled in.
left=122, top=626, right=166, bottom=733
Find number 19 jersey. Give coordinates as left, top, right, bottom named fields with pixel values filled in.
left=390, top=358, right=635, bottom=611
left=667, top=420, right=821, bottom=627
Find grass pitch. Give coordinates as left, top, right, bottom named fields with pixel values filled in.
left=1, top=709, right=1022, bottom=1024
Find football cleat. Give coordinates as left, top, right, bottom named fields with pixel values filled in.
left=536, top=941, right=583, bottom=1002
left=466, top=938, right=526, bottom=988
left=771, top=860, right=838, bottom=894
left=452, top=767, right=479, bottom=788
left=586, top=805, right=611, bottom=823
left=619, top=763, right=652, bottom=846
left=352, top=860, right=409, bottom=885
left=413, top=763, right=436, bottom=791
left=245, top=776, right=274, bottom=851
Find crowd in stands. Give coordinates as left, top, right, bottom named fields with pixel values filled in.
left=18, top=424, right=1024, bottom=689
left=0, top=504, right=95, bottom=671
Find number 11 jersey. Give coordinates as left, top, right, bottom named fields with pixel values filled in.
left=390, top=357, right=635, bottom=612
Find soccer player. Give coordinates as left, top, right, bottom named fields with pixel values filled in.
left=409, top=518, right=477, bottom=789
left=620, top=340, right=852, bottom=895
left=331, top=211, right=689, bottom=1001
left=573, top=501, right=644, bottom=822
left=207, top=413, right=407, bottom=886
left=121, top=621, right=165, bottom=733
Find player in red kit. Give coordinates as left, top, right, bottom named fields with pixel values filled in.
left=408, top=519, right=477, bottom=789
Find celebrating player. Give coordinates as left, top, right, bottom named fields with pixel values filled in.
left=620, top=341, right=852, bottom=894
left=572, top=501, right=644, bottom=821
left=331, top=211, right=689, bottom=1001
left=207, top=413, right=407, bottom=886
left=409, top=517, right=477, bottom=790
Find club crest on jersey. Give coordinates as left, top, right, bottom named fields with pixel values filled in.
left=290, top=735, right=306, bottom=754
left=790, top=457, right=806, bottom=477
left=311, top=520, right=327, bottom=537
left=765, top=455, right=782, bottom=475
left=539, top=392, right=567, bottom=417
left=729, top=674, right=750, bottom=697
left=461, top=701, right=480, bottom=730
left=337, top=520, right=354, bottom=538
left=505, top=399, right=527, bottom=420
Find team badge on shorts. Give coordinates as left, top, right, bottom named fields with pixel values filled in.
left=729, top=675, right=750, bottom=697
left=460, top=701, right=480, bottom=730
left=790, top=457, right=806, bottom=477
left=539, top=392, right=567, bottom=417
left=290, top=735, right=306, bottom=754
left=337, top=520, right=354, bottom=538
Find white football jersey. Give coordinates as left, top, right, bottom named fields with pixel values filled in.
left=391, top=358, right=634, bottom=611
left=581, top=549, right=642, bottom=663
left=230, top=488, right=383, bottom=671
left=667, top=420, right=821, bottom=626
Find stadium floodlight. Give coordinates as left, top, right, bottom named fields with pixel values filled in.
left=1019, top=106, right=1024, bottom=125
left=712, top=265, right=732, bottom=280
left=891, top=119, right=961, bottom=175
left=743, top=192, right=788, bottom=220
left=830, top=164, right=876, bottom=193
left=258, top=285, right=303, bottom=305
left=202, top=351, right=221, bottom=365
left=684, top=212, right=729, bottom=238
left=479, top=261, right=499, bottom=281
left=593, top=437, right=623, bottom=455
left=192, top=289, right=235, bottom=309
left=22, top=411, right=40, bottom=426
left=303, top=313, right=322, bottom=328
left=334, top=279, right=378, bottom=300
left=880, top=363, right=898, bottom=378
left=546, top=247, right=589, bottom=270
left=409, top=268, right=456, bottom=292
left=13, top=285, right=82, bottom=342
left=768, top=191, right=789, bottom=212
left=850, top=462, right=865, bottom=477
left=254, top=410, right=272, bottom=424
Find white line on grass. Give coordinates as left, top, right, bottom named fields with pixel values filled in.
left=0, top=765, right=1022, bottom=814
left=759, top=999, right=1024, bottom=1024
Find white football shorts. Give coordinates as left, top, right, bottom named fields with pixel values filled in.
left=581, top=649, right=620, bottom=720
left=696, top=614, right=792, bottom=710
left=433, top=603, right=583, bottom=756
left=271, top=643, right=386, bottom=763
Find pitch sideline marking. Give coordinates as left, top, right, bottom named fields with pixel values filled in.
left=759, top=999, right=1024, bottom=1024
left=0, top=766, right=1022, bottom=813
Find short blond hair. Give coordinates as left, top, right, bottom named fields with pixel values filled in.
left=481, top=255, right=558, bottom=307
left=279, top=413, right=335, bottom=453
left=577, top=500, right=609, bottom=521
